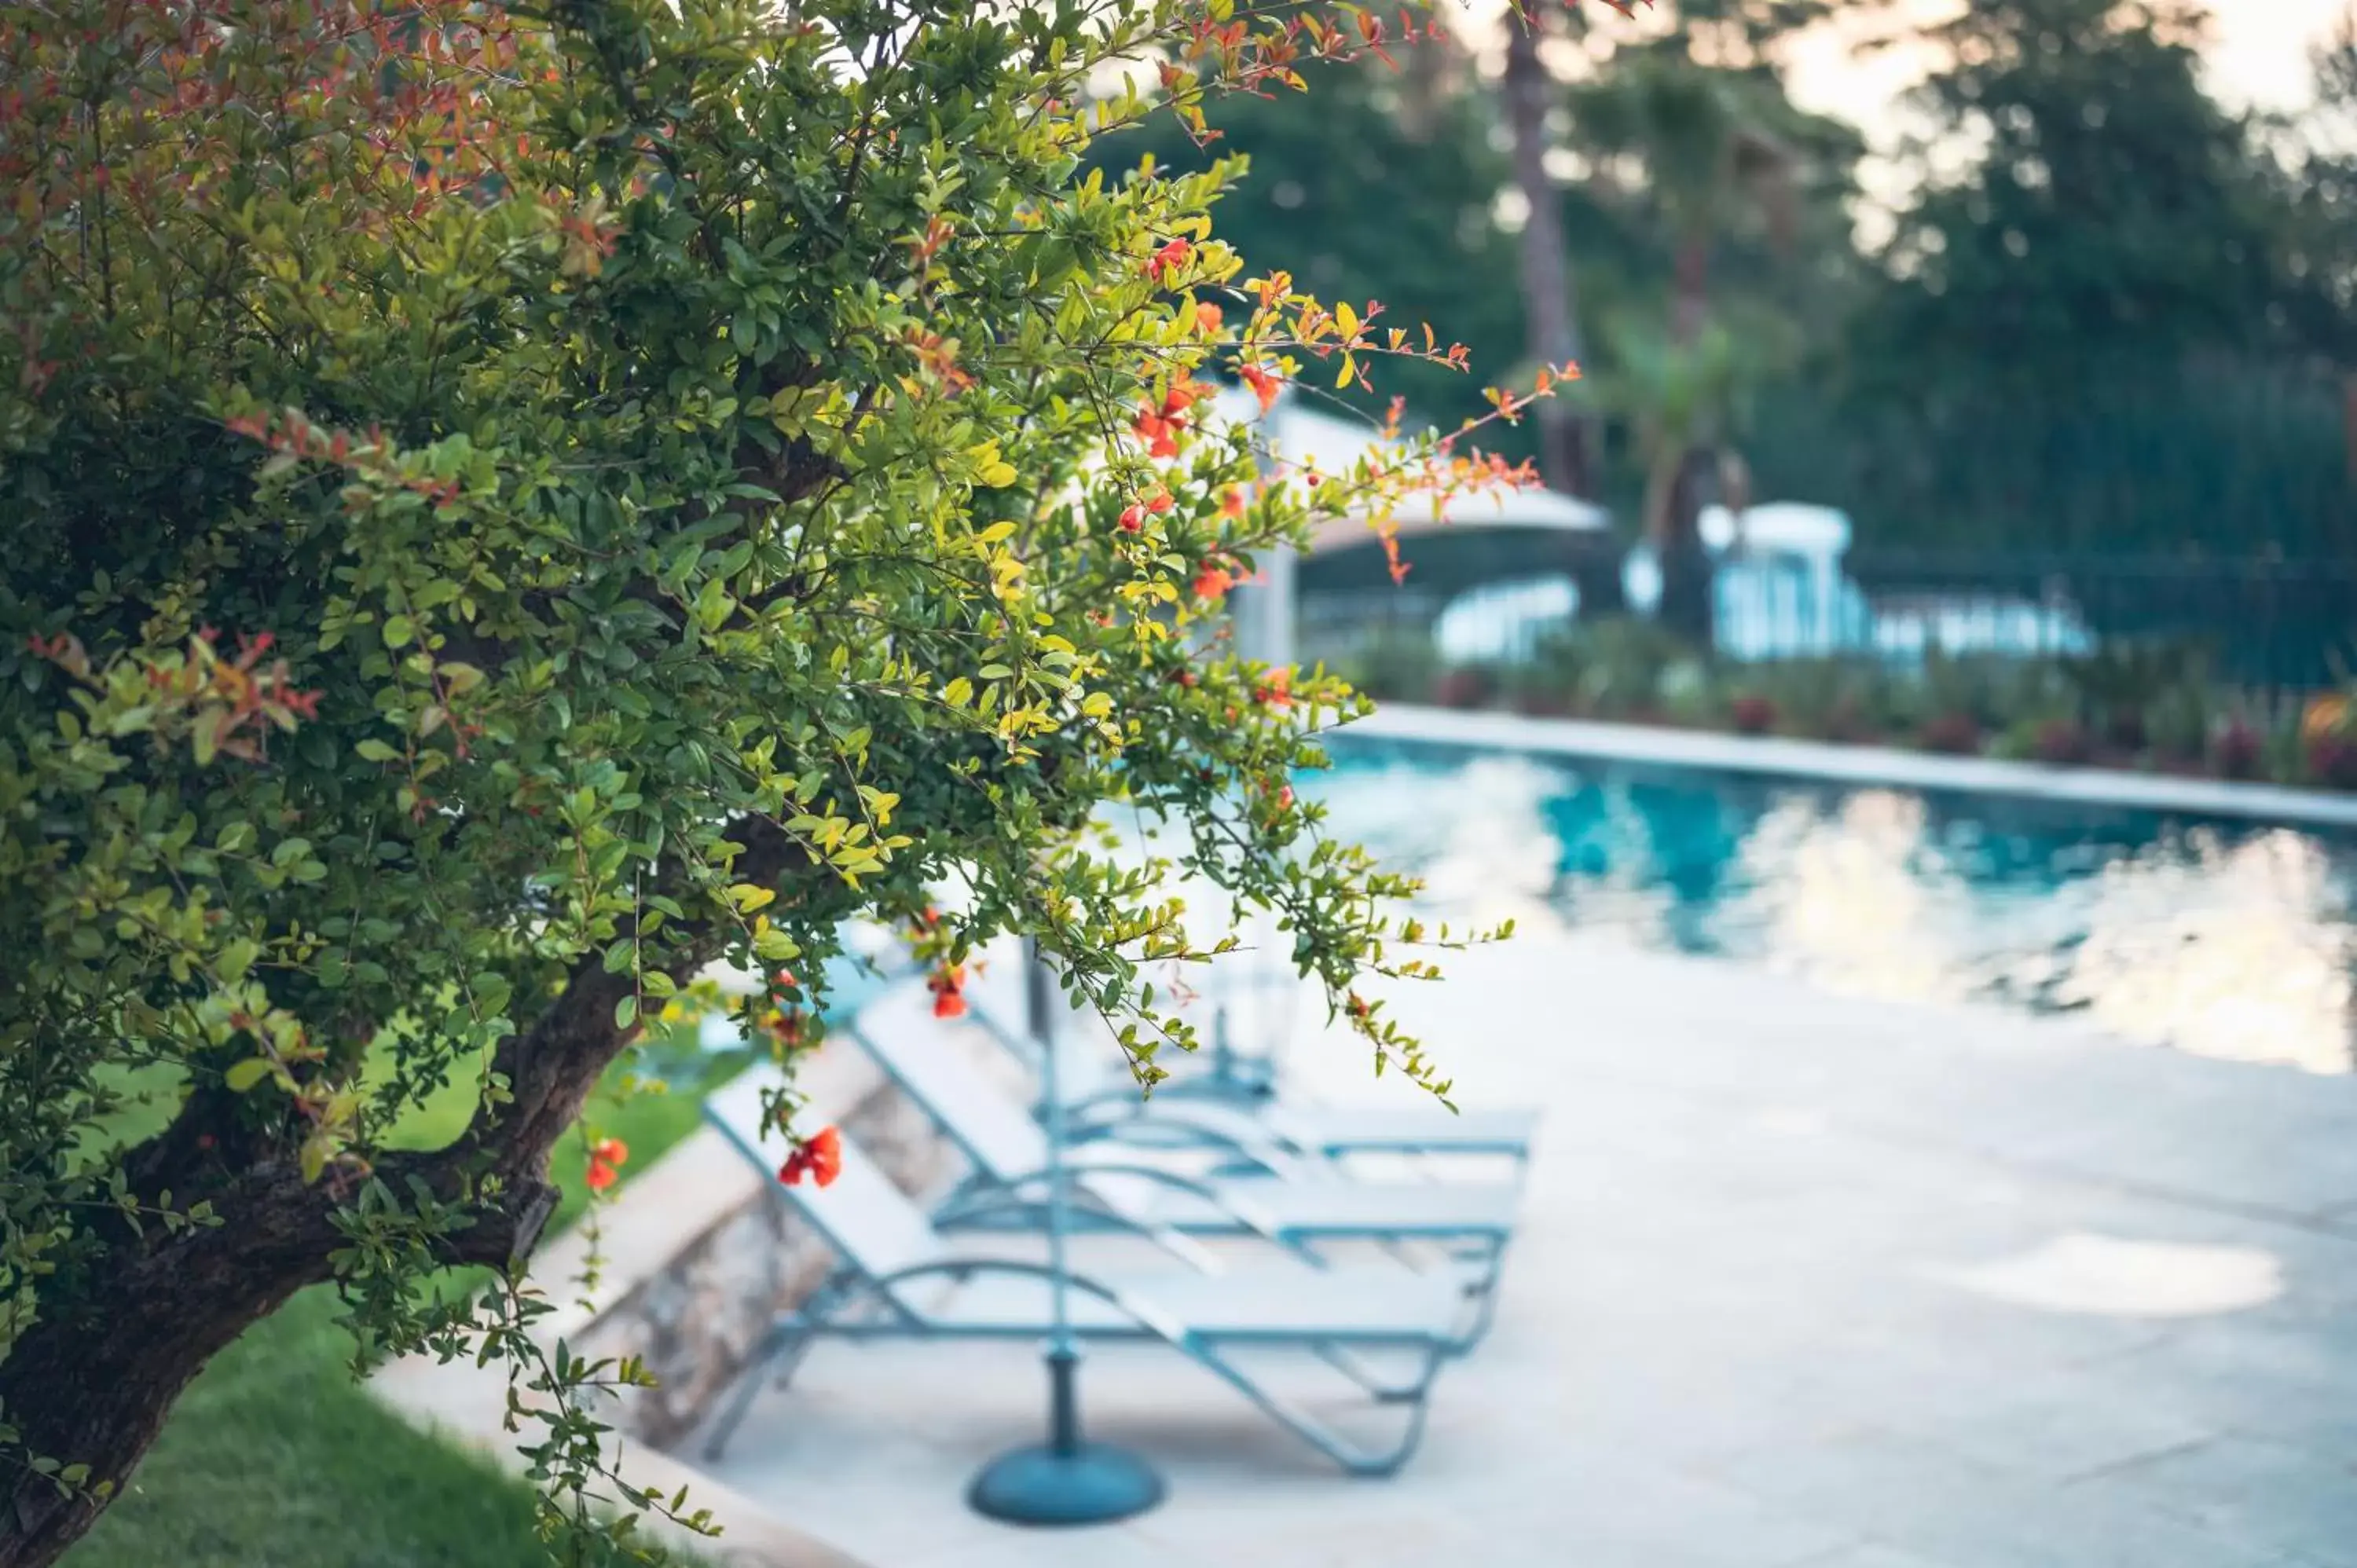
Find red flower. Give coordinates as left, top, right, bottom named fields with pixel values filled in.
left=1275, top=784, right=1296, bottom=810
left=778, top=1124, right=843, bottom=1188
left=1160, top=378, right=1201, bottom=419
left=927, top=962, right=966, bottom=1017
left=1132, top=408, right=1178, bottom=459
left=1240, top=364, right=1282, bottom=416
left=1146, top=238, right=1193, bottom=281
left=1255, top=669, right=1292, bottom=709
left=1146, top=488, right=1174, bottom=514
left=585, top=1134, right=629, bottom=1192
left=1117, top=504, right=1145, bottom=533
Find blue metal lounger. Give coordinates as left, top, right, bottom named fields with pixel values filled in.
left=699, top=1079, right=1474, bottom=1478
left=961, top=986, right=1541, bottom=1168
left=838, top=987, right=1523, bottom=1346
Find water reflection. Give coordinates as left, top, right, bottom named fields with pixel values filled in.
left=1305, top=746, right=2357, bottom=1075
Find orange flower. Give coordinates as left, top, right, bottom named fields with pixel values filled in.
left=1193, top=562, right=1237, bottom=602
left=2303, top=694, right=2348, bottom=741
left=1146, top=237, right=1193, bottom=281
left=1160, top=377, right=1201, bottom=419
left=1146, top=488, right=1174, bottom=514
left=585, top=1160, right=619, bottom=1193
left=1220, top=487, right=1246, bottom=519
left=1131, top=407, right=1178, bottom=460
left=592, top=1138, right=629, bottom=1167
left=1194, top=300, right=1224, bottom=334
left=927, top=962, right=966, bottom=1017
left=779, top=1124, right=843, bottom=1188
left=1240, top=364, right=1281, bottom=415
left=1255, top=669, right=1292, bottom=709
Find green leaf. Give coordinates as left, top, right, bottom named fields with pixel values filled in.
left=614, top=995, right=639, bottom=1031
left=223, top=1058, right=273, bottom=1093
left=354, top=738, right=401, bottom=763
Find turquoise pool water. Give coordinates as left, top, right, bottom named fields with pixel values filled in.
left=1306, top=738, right=2357, bottom=1075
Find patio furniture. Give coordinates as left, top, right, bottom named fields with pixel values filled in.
left=842, top=986, right=1523, bottom=1340
left=962, top=983, right=1541, bottom=1169
left=699, top=1086, right=1477, bottom=1478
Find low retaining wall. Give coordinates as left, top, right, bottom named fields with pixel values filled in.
left=543, top=1009, right=1037, bottom=1450
left=570, top=1064, right=953, bottom=1447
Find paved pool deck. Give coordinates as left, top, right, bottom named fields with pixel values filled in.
left=691, top=932, right=2357, bottom=1567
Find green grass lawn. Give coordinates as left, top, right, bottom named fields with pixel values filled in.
left=66, top=1026, right=743, bottom=1568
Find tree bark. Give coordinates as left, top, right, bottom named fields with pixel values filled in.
left=0, top=1154, right=557, bottom=1568
left=1656, top=443, right=1719, bottom=647
left=0, top=819, right=816, bottom=1568
left=1658, top=235, right=1717, bottom=647
left=1503, top=9, right=1596, bottom=500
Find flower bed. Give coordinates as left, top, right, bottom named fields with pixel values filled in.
left=1336, top=617, right=2354, bottom=793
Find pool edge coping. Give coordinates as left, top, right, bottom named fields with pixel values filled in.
left=1344, top=705, right=2357, bottom=831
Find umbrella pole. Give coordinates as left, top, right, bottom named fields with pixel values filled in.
left=967, top=939, right=1165, bottom=1526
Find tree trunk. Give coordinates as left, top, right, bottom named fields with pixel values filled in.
left=1656, top=443, right=1718, bottom=647
left=1503, top=9, right=1596, bottom=500
left=0, top=820, right=815, bottom=1568
left=1658, top=234, right=1716, bottom=647
left=0, top=1145, right=559, bottom=1567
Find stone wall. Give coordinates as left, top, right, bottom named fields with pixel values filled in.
left=542, top=998, right=1074, bottom=1454
left=585, top=1080, right=958, bottom=1449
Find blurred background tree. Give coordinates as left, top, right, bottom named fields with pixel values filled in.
left=1087, top=0, right=2357, bottom=563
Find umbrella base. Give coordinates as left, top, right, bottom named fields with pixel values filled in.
left=968, top=1441, right=1165, bottom=1526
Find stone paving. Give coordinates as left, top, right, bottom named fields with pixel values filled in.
left=691, top=930, right=2357, bottom=1567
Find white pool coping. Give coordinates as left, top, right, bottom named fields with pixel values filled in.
left=1344, top=704, right=2357, bottom=831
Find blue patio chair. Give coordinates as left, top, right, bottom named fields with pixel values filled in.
left=959, top=982, right=1541, bottom=1170
left=838, top=986, right=1523, bottom=1344
left=699, top=1083, right=1477, bottom=1478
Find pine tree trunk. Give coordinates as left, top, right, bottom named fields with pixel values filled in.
left=1503, top=10, right=1596, bottom=500
left=1657, top=444, right=1719, bottom=647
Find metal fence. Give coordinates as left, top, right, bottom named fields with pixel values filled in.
left=1296, top=551, right=2357, bottom=702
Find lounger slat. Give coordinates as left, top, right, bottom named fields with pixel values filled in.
left=932, top=1266, right=1470, bottom=1342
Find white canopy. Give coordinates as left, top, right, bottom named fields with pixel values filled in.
left=1699, top=501, right=1852, bottom=559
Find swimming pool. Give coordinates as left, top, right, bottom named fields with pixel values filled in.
left=1305, top=737, right=2357, bottom=1075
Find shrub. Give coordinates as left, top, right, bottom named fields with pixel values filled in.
left=1919, top=711, right=1984, bottom=755
left=2144, top=680, right=2214, bottom=763
left=1728, top=694, right=1779, bottom=735
left=1432, top=667, right=1494, bottom=709
left=2306, top=733, right=2357, bottom=789
left=2212, top=716, right=2266, bottom=779
left=1347, top=628, right=1442, bottom=703
left=0, top=2, right=1561, bottom=1557
left=2032, top=718, right=2094, bottom=766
